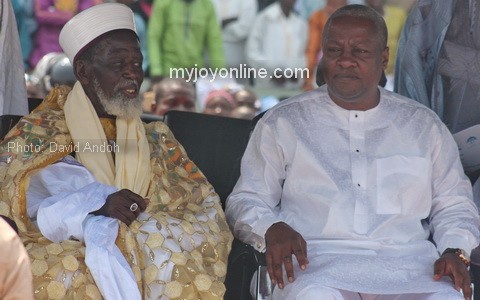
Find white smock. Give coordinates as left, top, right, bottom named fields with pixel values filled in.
left=226, top=85, right=480, bottom=297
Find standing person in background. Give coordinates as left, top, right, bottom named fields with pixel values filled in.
left=0, top=0, right=29, bottom=116
left=295, top=0, right=363, bottom=21
left=12, top=0, right=36, bottom=70
left=294, top=0, right=326, bottom=20
left=257, top=0, right=276, bottom=11
left=29, top=0, right=95, bottom=68
left=148, top=0, right=225, bottom=82
left=211, top=0, right=257, bottom=82
left=366, top=0, right=406, bottom=90
left=303, top=0, right=346, bottom=91
left=246, top=0, right=307, bottom=90
left=395, top=0, right=480, bottom=182
left=130, top=0, right=152, bottom=74
left=0, top=218, right=34, bottom=300
left=395, top=0, right=480, bottom=135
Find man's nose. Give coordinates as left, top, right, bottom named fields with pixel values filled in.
left=337, top=51, right=357, bottom=68
left=123, top=63, right=141, bottom=80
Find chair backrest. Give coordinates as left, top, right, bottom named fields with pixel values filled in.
left=163, top=110, right=252, bottom=207
left=164, top=111, right=260, bottom=300
left=0, top=115, right=23, bottom=140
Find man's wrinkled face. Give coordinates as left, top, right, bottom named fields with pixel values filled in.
left=90, top=31, right=144, bottom=119
left=320, top=16, right=388, bottom=110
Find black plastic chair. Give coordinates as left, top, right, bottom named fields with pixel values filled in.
left=163, top=110, right=258, bottom=299
left=0, top=115, right=23, bottom=140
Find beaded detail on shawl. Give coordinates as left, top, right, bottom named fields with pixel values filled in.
left=0, top=86, right=233, bottom=299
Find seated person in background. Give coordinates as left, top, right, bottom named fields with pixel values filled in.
left=226, top=5, right=480, bottom=300
left=203, top=89, right=237, bottom=117
left=151, top=78, right=196, bottom=116
left=233, top=88, right=258, bottom=111
left=0, top=218, right=34, bottom=299
left=231, top=106, right=257, bottom=120
left=230, top=88, right=258, bottom=120
left=0, top=3, right=232, bottom=299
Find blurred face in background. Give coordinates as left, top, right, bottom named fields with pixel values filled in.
left=152, top=80, right=196, bottom=116
left=203, top=92, right=237, bottom=117
left=234, top=89, right=257, bottom=110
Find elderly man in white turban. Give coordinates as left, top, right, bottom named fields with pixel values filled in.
left=0, top=3, right=232, bottom=299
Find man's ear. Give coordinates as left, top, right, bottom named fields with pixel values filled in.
left=382, top=46, right=389, bottom=70
left=74, top=60, right=92, bottom=85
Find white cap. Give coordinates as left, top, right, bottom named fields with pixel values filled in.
left=59, top=3, right=137, bottom=63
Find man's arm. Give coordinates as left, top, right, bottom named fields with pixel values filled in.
left=205, top=2, right=226, bottom=69
left=221, top=0, right=257, bottom=43
left=428, top=122, right=480, bottom=298
left=28, top=160, right=147, bottom=242
left=28, top=160, right=117, bottom=242
left=226, top=116, right=308, bottom=289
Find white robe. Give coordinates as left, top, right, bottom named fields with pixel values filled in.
left=246, top=2, right=307, bottom=89
left=211, top=0, right=257, bottom=68
left=226, top=85, right=480, bottom=297
left=0, top=0, right=28, bottom=116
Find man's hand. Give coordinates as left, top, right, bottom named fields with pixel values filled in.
left=91, top=189, right=149, bottom=226
left=265, top=222, right=309, bottom=289
left=221, top=17, right=238, bottom=28
left=433, top=253, right=471, bottom=300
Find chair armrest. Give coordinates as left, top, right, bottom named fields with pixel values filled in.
left=252, top=247, right=274, bottom=299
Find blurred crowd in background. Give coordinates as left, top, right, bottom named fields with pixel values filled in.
left=13, top=0, right=414, bottom=120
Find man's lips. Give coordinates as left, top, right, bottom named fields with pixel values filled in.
left=118, top=84, right=139, bottom=97
left=334, top=74, right=359, bottom=80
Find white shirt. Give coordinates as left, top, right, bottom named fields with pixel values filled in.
left=211, top=0, right=258, bottom=68
left=246, top=2, right=307, bottom=87
left=226, top=86, right=480, bottom=295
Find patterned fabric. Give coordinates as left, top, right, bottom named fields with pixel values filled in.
left=0, top=85, right=233, bottom=299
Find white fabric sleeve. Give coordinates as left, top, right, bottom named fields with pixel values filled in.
left=83, top=215, right=141, bottom=300
left=430, top=124, right=480, bottom=254
left=226, top=118, right=283, bottom=252
left=27, top=160, right=118, bottom=243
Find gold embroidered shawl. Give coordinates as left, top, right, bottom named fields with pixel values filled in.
left=0, top=86, right=233, bottom=299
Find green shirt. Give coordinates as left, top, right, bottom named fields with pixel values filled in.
left=148, top=0, right=225, bottom=77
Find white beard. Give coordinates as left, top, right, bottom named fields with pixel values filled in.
left=93, top=77, right=142, bottom=120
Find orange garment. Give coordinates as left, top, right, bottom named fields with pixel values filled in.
left=0, top=219, right=34, bottom=300
left=305, top=9, right=329, bottom=90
